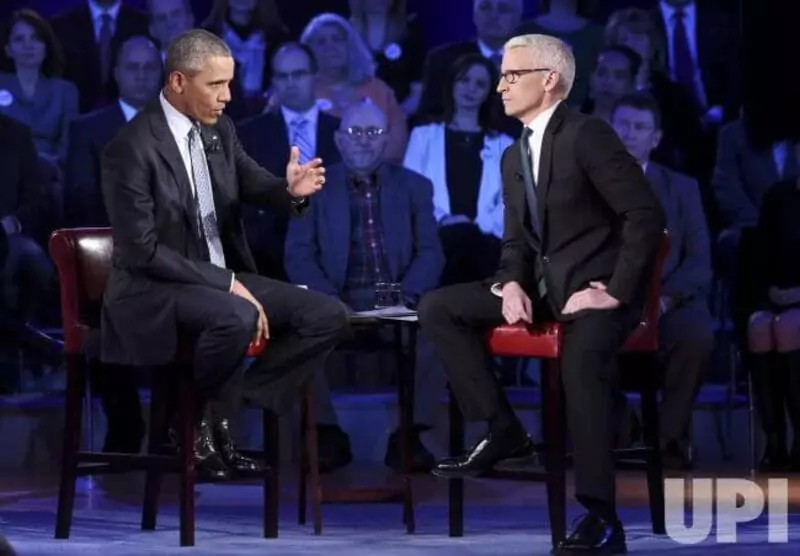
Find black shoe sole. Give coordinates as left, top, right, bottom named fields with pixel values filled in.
left=552, top=543, right=627, bottom=555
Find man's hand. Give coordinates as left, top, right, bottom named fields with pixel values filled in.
left=562, top=281, right=620, bottom=315
left=439, top=214, right=472, bottom=227
left=231, top=279, right=269, bottom=342
left=501, top=281, right=532, bottom=324
left=286, top=146, right=325, bottom=198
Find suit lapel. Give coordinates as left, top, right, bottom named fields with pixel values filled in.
left=377, top=164, right=400, bottom=279
left=272, top=111, right=291, bottom=163
left=317, top=114, right=339, bottom=162
left=538, top=103, right=568, bottom=239
left=507, top=142, right=540, bottom=250
left=325, top=165, right=351, bottom=282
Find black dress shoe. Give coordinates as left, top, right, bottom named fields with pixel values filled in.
left=317, top=425, right=353, bottom=473
left=554, top=513, right=626, bottom=554
left=384, top=426, right=436, bottom=473
left=432, top=430, right=536, bottom=478
left=212, top=414, right=268, bottom=477
left=170, top=416, right=230, bottom=482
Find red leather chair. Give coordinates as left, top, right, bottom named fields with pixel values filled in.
left=48, top=228, right=308, bottom=546
left=446, top=232, right=670, bottom=548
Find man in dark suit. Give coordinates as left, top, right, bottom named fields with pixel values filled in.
left=285, top=100, right=445, bottom=473
left=50, top=0, right=150, bottom=113
left=418, top=34, right=664, bottom=553
left=239, top=43, right=341, bottom=280
left=65, top=36, right=162, bottom=228
left=101, top=30, right=349, bottom=481
left=611, top=92, right=714, bottom=470
left=416, top=0, right=522, bottom=135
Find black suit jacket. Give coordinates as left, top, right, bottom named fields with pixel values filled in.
left=64, top=104, right=127, bottom=227
left=0, top=114, right=43, bottom=239
left=236, top=110, right=341, bottom=279
left=495, top=104, right=665, bottom=317
left=51, top=4, right=149, bottom=113
left=100, top=98, right=303, bottom=366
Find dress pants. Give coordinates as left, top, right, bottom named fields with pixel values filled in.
left=418, top=281, right=640, bottom=515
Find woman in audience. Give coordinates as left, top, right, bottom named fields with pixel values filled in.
left=581, top=45, right=639, bottom=124
left=348, top=0, right=426, bottom=116
left=203, top=0, right=291, bottom=116
left=516, top=0, right=604, bottom=108
left=747, top=147, right=800, bottom=472
left=300, top=12, right=407, bottom=162
left=604, top=8, right=704, bottom=176
left=0, top=9, right=78, bottom=162
left=403, top=54, right=511, bottom=285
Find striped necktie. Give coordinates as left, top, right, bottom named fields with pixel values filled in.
left=188, top=125, right=226, bottom=268
left=291, top=118, right=313, bottom=164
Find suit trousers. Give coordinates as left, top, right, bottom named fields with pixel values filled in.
left=173, top=272, right=349, bottom=415
left=418, top=281, right=639, bottom=513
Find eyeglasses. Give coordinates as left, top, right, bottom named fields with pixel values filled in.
left=341, top=126, right=386, bottom=138
left=273, top=69, right=312, bottom=81
left=498, top=68, right=552, bottom=84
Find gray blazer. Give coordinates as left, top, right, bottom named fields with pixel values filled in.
left=711, top=119, right=791, bottom=230
left=0, top=72, right=79, bottom=161
left=646, top=162, right=712, bottom=306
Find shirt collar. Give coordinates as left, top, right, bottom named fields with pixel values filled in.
left=88, top=0, right=121, bottom=23
left=659, top=1, right=696, bottom=23
left=281, top=104, right=320, bottom=129
left=477, top=40, right=503, bottom=59
left=159, top=90, right=195, bottom=143
left=524, top=100, right=561, bottom=138
left=118, top=98, right=138, bottom=122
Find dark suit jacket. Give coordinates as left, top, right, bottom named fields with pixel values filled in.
left=237, top=110, right=342, bottom=279
left=0, top=114, right=43, bottom=238
left=284, top=162, right=444, bottom=301
left=495, top=103, right=665, bottom=316
left=100, top=98, right=303, bottom=366
left=64, top=103, right=127, bottom=227
left=646, top=162, right=711, bottom=307
left=51, top=4, right=149, bottom=113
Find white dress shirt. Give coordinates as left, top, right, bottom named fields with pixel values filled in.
left=281, top=104, right=319, bottom=156
left=118, top=98, right=138, bottom=122
left=477, top=40, right=503, bottom=62
left=523, top=100, right=561, bottom=183
left=87, top=0, right=121, bottom=41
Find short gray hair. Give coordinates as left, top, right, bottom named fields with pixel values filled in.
left=165, top=29, right=231, bottom=75
left=505, top=34, right=576, bottom=98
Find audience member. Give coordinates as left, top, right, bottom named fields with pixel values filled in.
left=348, top=0, right=427, bottom=116
left=50, top=0, right=149, bottom=113
left=611, top=92, right=714, bottom=469
left=285, top=100, right=445, bottom=473
left=146, top=0, right=195, bottom=61
left=238, top=43, right=342, bottom=279
left=300, top=13, right=408, bottom=162
left=581, top=45, right=638, bottom=124
left=65, top=36, right=162, bottom=228
left=404, top=53, right=511, bottom=284
left=0, top=9, right=79, bottom=162
left=417, top=0, right=522, bottom=136
left=516, top=0, right=604, bottom=108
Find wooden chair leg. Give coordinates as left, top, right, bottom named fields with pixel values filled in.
left=55, top=354, right=85, bottom=540
left=543, top=359, right=566, bottom=550
left=447, top=386, right=464, bottom=538
left=303, top=380, right=323, bottom=535
left=640, top=373, right=665, bottom=535
left=142, top=372, right=167, bottom=531
left=397, top=323, right=415, bottom=533
left=263, top=409, right=280, bottom=538
left=297, top=387, right=308, bottom=526
left=178, top=373, right=196, bottom=547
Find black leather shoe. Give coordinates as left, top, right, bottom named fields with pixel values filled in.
left=384, top=426, right=436, bottom=473
left=170, top=417, right=230, bottom=482
left=554, top=513, right=626, bottom=554
left=431, top=431, right=536, bottom=478
left=317, top=425, right=353, bottom=473
left=212, top=414, right=268, bottom=477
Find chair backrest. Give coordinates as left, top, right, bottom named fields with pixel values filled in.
left=621, top=230, right=670, bottom=353
left=48, top=228, right=113, bottom=353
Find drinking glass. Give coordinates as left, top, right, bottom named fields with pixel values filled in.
left=374, top=282, right=402, bottom=309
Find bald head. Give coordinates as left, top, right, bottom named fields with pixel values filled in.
left=115, top=35, right=162, bottom=108
left=335, top=99, right=389, bottom=174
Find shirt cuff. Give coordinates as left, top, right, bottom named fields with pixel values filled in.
left=490, top=282, right=503, bottom=298
left=229, top=273, right=235, bottom=292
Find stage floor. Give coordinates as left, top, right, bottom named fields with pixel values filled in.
left=1, top=465, right=798, bottom=555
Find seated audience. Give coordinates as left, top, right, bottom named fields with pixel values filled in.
left=285, top=100, right=445, bottom=473
left=746, top=145, right=800, bottom=472
left=404, top=53, right=512, bottom=284
left=239, top=43, right=342, bottom=279
left=50, top=0, right=149, bottom=113
left=300, top=13, right=408, bottom=162
left=611, top=92, right=714, bottom=469
left=146, top=0, right=195, bottom=62
left=604, top=7, right=704, bottom=177
left=581, top=45, right=638, bottom=124
left=417, top=0, right=521, bottom=136
left=0, top=9, right=79, bottom=162
left=348, top=0, right=427, bottom=116
left=65, top=36, right=162, bottom=228
left=516, top=0, right=604, bottom=108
